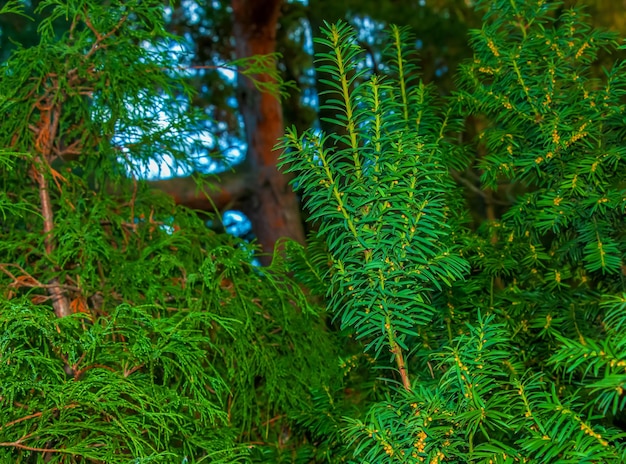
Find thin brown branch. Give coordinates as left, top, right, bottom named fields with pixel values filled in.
left=122, top=363, right=145, bottom=378
left=99, top=220, right=138, bottom=231
left=84, top=11, right=129, bottom=59
left=0, top=441, right=65, bottom=453
left=385, top=315, right=411, bottom=391
left=36, top=163, right=55, bottom=254
left=53, top=138, right=83, bottom=159
left=32, top=92, right=71, bottom=318
left=1, top=404, right=79, bottom=432
left=1, top=412, right=44, bottom=430
left=73, top=363, right=117, bottom=379
left=36, top=171, right=70, bottom=317
left=260, top=414, right=284, bottom=427
left=392, top=342, right=411, bottom=391
left=147, top=167, right=254, bottom=212
left=0, top=263, right=80, bottom=292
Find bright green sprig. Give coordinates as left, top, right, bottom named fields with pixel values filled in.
left=280, top=23, right=468, bottom=375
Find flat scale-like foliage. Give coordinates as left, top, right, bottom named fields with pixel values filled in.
left=0, top=1, right=339, bottom=462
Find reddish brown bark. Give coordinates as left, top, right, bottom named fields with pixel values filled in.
left=31, top=91, right=71, bottom=318
left=149, top=166, right=254, bottom=212
left=231, top=0, right=305, bottom=264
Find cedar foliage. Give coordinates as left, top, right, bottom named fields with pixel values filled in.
left=280, top=0, right=626, bottom=462
left=0, top=1, right=339, bottom=462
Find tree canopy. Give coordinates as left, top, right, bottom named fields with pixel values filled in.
left=1, top=0, right=626, bottom=463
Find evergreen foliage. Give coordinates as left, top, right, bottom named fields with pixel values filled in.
left=0, top=1, right=338, bottom=462
left=3, top=0, right=626, bottom=462
left=280, top=21, right=470, bottom=389
left=281, top=1, right=626, bottom=462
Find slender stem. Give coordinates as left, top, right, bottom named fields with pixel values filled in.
left=84, top=10, right=128, bottom=59
left=36, top=157, right=55, bottom=256
left=0, top=412, right=43, bottom=431
left=33, top=96, right=70, bottom=318
left=392, top=341, right=411, bottom=391
left=331, top=26, right=362, bottom=179
left=0, top=441, right=68, bottom=454
left=1, top=403, right=78, bottom=432
left=385, top=315, right=411, bottom=391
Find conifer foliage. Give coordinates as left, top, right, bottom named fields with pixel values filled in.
left=280, top=22, right=469, bottom=390
left=2, top=0, right=626, bottom=463
left=281, top=1, right=626, bottom=462
left=0, top=1, right=338, bottom=462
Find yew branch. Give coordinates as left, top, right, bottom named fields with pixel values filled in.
left=385, top=315, right=411, bottom=391
left=392, top=342, right=411, bottom=391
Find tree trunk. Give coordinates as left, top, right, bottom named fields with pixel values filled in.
left=231, top=0, right=305, bottom=264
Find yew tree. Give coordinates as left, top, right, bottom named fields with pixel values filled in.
left=281, top=1, right=626, bottom=462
